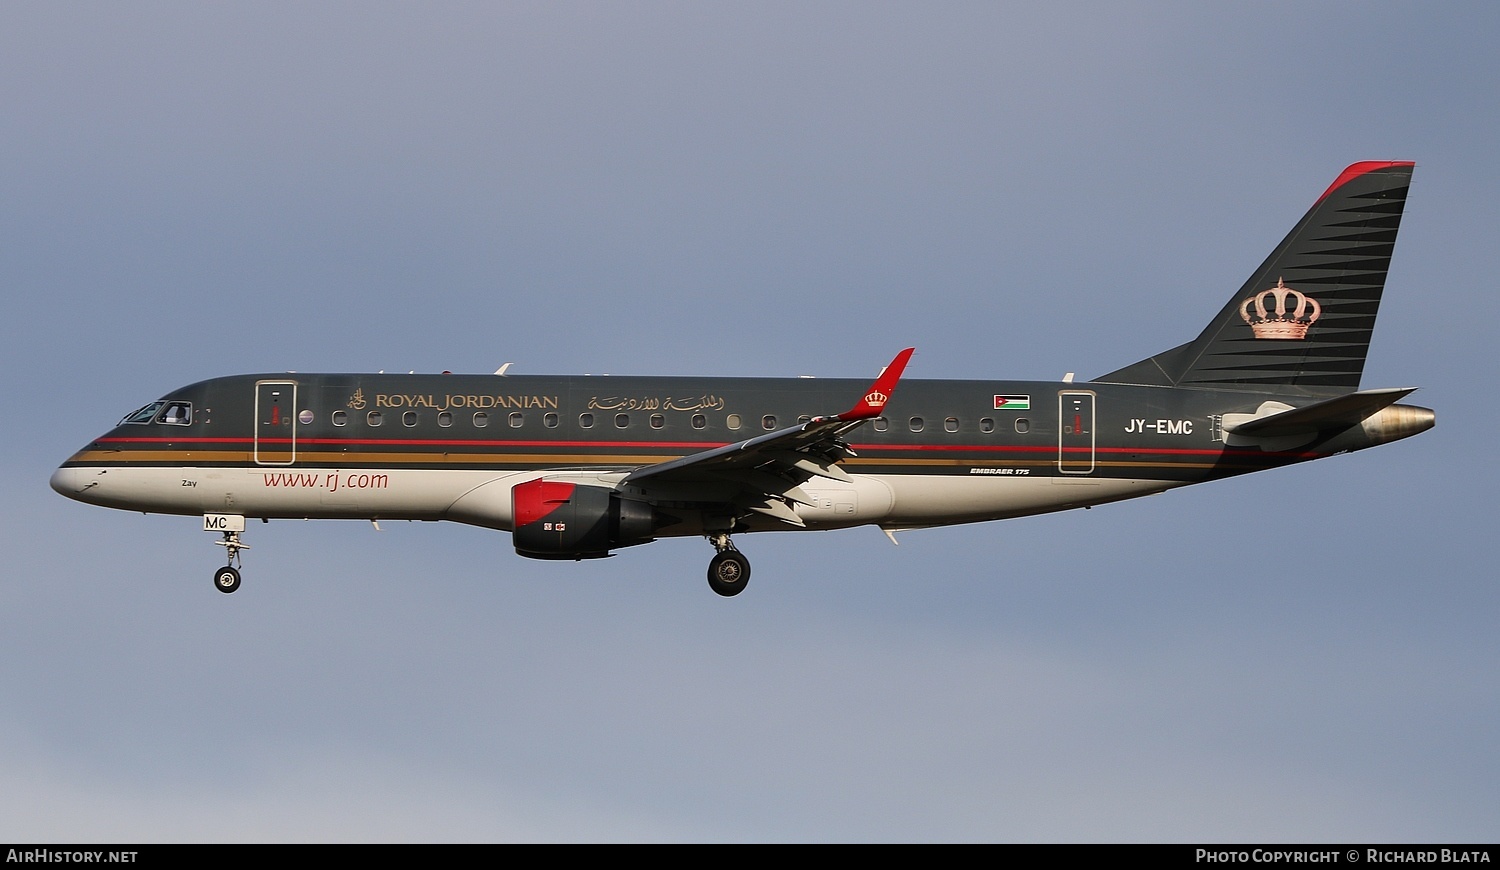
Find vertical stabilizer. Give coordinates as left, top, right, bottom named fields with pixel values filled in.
left=1096, top=161, right=1414, bottom=394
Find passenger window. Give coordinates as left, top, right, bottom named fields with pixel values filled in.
left=798, top=415, right=811, bottom=424
left=979, top=417, right=995, bottom=433
left=615, top=413, right=630, bottom=429
left=438, top=411, right=453, bottom=428
left=1015, top=418, right=1031, bottom=434
left=762, top=415, right=777, bottom=430
left=909, top=416, right=925, bottom=432
left=873, top=416, right=888, bottom=432
left=403, top=411, right=418, bottom=427
left=509, top=412, right=524, bottom=428
left=945, top=417, right=959, bottom=433
left=727, top=414, right=742, bottom=430
left=473, top=412, right=489, bottom=428
left=367, top=411, right=383, bottom=427
left=579, top=413, right=594, bottom=429
left=332, top=410, right=348, bottom=427
left=691, top=414, right=706, bottom=430
left=544, top=412, right=559, bottom=429
left=650, top=414, right=664, bottom=429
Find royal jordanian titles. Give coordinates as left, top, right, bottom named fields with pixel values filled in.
left=52, top=162, right=1434, bottom=596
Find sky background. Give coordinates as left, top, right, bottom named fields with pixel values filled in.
left=3, top=2, right=1497, bottom=843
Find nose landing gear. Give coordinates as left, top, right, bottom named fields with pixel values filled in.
left=211, top=529, right=249, bottom=594
left=213, top=563, right=241, bottom=593
left=706, top=534, right=750, bottom=597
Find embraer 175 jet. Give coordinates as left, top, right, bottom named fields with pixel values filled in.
left=52, top=161, right=1434, bottom=597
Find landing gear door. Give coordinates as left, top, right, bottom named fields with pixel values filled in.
left=1058, top=390, right=1096, bottom=474
left=254, top=380, right=298, bottom=466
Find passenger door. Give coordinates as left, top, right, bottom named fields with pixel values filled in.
left=254, top=380, right=298, bottom=465
left=1057, top=390, right=1095, bottom=474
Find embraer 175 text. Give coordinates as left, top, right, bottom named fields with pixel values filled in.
left=52, top=162, right=1434, bottom=596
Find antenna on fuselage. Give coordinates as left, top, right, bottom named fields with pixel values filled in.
left=494, top=363, right=513, bottom=376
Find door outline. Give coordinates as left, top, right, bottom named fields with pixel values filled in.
left=1057, top=390, right=1096, bottom=474
left=254, top=380, right=298, bottom=466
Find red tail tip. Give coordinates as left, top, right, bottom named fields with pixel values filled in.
left=1317, top=160, right=1415, bottom=204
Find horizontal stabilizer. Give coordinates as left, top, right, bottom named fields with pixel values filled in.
left=1224, top=387, right=1417, bottom=437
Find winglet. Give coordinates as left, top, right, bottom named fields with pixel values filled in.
left=838, top=347, right=915, bottom=421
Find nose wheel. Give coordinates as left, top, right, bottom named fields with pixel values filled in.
left=212, top=530, right=249, bottom=594
left=213, top=565, right=241, bottom=593
left=706, top=535, right=750, bottom=597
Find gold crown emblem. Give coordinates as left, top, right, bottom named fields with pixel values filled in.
left=1239, top=279, right=1321, bottom=340
left=864, top=390, right=888, bottom=406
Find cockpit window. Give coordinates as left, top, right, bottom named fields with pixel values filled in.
left=120, top=402, right=165, bottom=425
left=157, top=402, right=192, bottom=425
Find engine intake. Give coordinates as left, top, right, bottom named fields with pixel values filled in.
left=511, top=478, right=657, bottom=560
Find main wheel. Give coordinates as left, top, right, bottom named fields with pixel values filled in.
left=214, top=566, right=242, bottom=594
left=707, top=551, right=750, bottom=597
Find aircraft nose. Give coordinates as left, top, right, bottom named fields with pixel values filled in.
left=50, top=466, right=87, bottom=501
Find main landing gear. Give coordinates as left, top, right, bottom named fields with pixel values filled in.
left=212, top=530, right=249, bottom=594
left=707, top=534, right=750, bottom=597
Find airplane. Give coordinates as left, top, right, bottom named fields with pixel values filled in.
left=51, top=161, right=1434, bottom=597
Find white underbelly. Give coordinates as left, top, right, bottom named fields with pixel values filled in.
left=54, top=465, right=529, bottom=522
left=55, top=464, right=1183, bottom=534
left=872, top=474, right=1180, bottom=527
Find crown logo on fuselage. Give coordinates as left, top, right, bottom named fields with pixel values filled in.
left=864, top=390, right=888, bottom=407
left=1239, top=279, right=1321, bottom=340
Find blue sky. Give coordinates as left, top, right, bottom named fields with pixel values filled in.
left=3, top=2, right=1496, bottom=842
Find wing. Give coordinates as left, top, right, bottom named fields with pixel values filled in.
left=622, top=348, right=915, bottom=527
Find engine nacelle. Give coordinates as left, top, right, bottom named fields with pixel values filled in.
left=511, top=478, right=657, bottom=560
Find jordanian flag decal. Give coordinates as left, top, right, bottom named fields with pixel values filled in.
left=993, top=395, right=1030, bottom=410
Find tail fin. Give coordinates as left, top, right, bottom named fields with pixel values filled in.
left=1096, top=161, right=1414, bottom=395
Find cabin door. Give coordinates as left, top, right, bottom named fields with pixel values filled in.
left=1057, top=390, right=1096, bottom=474
left=254, top=380, right=298, bottom=466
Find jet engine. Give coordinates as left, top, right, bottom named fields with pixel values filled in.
left=511, top=478, right=658, bottom=560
